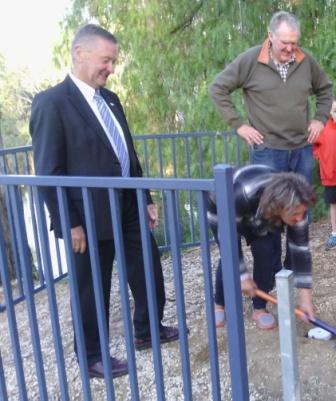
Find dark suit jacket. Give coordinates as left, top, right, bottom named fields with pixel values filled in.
left=30, top=75, right=151, bottom=239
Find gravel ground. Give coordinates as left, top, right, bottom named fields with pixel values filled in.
left=0, top=219, right=336, bottom=400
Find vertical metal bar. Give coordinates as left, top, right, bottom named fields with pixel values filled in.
left=136, top=189, right=165, bottom=401
left=108, top=188, right=140, bottom=401
left=197, top=191, right=221, bottom=401
left=224, top=134, right=229, bottom=164
left=175, top=137, right=182, bottom=176
left=53, top=234, right=63, bottom=277
left=172, top=138, right=177, bottom=178
left=275, top=270, right=301, bottom=401
left=236, top=135, right=242, bottom=166
left=175, top=189, right=183, bottom=244
left=157, top=138, right=169, bottom=250
left=214, top=165, right=249, bottom=401
left=211, top=134, right=216, bottom=167
left=32, top=186, right=70, bottom=401
left=152, top=137, right=159, bottom=178
left=27, top=185, right=44, bottom=287
left=23, top=151, right=30, bottom=175
left=0, top=156, right=5, bottom=174
left=0, top=217, right=28, bottom=401
left=13, top=153, right=19, bottom=174
left=143, top=139, right=149, bottom=177
left=2, top=185, right=23, bottom=297
left=185, top=137, right=196, bottom=246
left=56, top=187, right=92, bottom=401
left=166, top=189, right=192, bottom=401
left=188, top=190, right=196, bottom=245
left=81, top=187, right=115, bottom=401
left=184, top=137, right=191, bottom=178
left=0, top=350, right=8, bottom=401
left=157, top=138, right=164, bottom=178
left=9, top=185, right=48, bottom=400
left=197, top=136, right=204, bottom=178
left=160, top=190, right=169, bottom=251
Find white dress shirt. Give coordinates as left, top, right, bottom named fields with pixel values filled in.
left=69, top=72, right=128, bottom=153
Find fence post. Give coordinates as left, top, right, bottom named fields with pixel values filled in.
left=214, top=164, right=249, bottom=401
left=276, top=269, right=301, bottom=401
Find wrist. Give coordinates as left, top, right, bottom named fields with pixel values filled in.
left=240, top=272, right=251, bottom=282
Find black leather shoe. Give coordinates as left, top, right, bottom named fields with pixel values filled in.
left=88, top=357, right=128, bottom=379
left=134, top=325, right=180, bottom=351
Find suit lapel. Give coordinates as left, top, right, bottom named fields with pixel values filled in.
left=65, top=77, right=117, bottom=153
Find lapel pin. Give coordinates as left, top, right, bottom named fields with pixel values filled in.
left=109, top=102, right=115, bottom=106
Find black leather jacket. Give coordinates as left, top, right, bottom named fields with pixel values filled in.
left=207, top=165, right=312, bottom=289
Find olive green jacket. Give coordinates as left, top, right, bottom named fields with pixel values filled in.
left=210, top=39, right=333, bottom=150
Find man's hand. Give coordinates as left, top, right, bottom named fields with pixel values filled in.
left=241, top=275, right=257, bottom=297
left=71, top=225, right=87, bottom=253
left=147, top=203, right=159, bottom=229
left=237, top=124, right=264, bottom=146
left=298, top=288, right=314, bottom=322
left=307, top=120, right=324, bottom=143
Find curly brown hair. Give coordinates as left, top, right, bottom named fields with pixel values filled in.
left=258, top=172, right=316, bottom=224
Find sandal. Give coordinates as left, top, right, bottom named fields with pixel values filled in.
left=252, top=309, right=277, bottom=330
left=215, top=305, right=225, bottom=328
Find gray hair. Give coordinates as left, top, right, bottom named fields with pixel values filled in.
left=71, top=24, right=117, bottom=60
left=258, top=172, right=315, bottom=222
left=268, top=11, right=300, bottom=35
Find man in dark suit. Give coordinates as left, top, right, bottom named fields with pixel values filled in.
left=30, top=24, right=178, bottom=379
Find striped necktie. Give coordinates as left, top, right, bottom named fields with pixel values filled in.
left=93, top=90, right=130, bottom=177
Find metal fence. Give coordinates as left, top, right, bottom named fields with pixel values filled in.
left=0, top=165, right=249, bottom=401
left=0, top=131, right=249, bottom=311
left=0, top=132, right=250, bottom=400
left=0, top=131, right=249, bottom=255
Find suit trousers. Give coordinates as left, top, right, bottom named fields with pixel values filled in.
left=72, top=189, right=166, bottom=365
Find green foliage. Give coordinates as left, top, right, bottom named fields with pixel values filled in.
left=55, top=0, right=336, bottom=226
left=0, top=1, right=332, bottom=220
left=0, top=56, right=30, bottom=147
left=57, top=0, right=335, bottom=134
left=0, top=55, right=62, bottom=149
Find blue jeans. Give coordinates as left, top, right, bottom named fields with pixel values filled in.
left=250, top=144, right=312, bottom=309
left=250, top=144, right=313, bottom=183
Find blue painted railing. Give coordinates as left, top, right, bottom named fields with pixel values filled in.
left=0, top=132, right=250, bottom=400
left=0, top=132, right=249, bottom=311
left=0, top=168, right=249, bottom=401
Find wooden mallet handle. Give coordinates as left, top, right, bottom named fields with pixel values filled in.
left=255, top=289, right=305, bottom=318
left=255, top=289, right=336, bottom=336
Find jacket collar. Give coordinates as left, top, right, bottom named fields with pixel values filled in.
left=257, top=38, right=305, bottom=65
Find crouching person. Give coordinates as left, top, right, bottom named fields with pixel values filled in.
left=207, top=164, right=316, bottom=330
